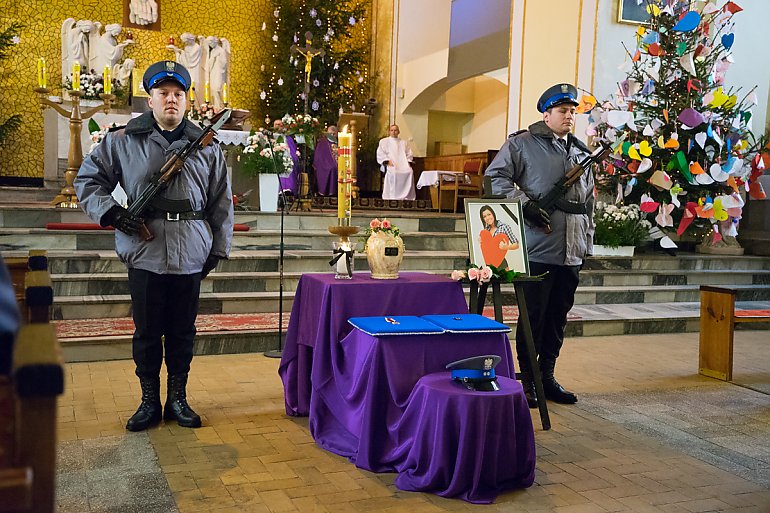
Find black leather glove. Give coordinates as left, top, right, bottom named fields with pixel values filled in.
left=522, top=200, right=551, bottom=228
left=201, top=254, right=221, bottom=279
left=105, top=206, right=143, bottom=236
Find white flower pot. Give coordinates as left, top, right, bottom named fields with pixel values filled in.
left=592, top=245, right=635, bottom=257
left=258, top=174, right=279, bottom=212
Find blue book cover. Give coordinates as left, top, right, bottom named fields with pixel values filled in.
left=421, top=314, right=511, bottom=333
left=348, top=316, right=446, bottom=336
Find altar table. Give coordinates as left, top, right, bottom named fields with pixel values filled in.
left=278, top=272, right=469, bottom=416
left=308, top=329, right=516, bottom=473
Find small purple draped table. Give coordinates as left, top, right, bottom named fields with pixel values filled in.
left=277, top=272, right=536, bottom=503
left=278, top=272, right=469, bottom=416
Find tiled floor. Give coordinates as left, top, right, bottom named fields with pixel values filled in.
left=57, top=330, right=770, bottom=513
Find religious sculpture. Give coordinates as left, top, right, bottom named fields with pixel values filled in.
left=206, top=36, right=230, bottom=109
left=89, top=23, right=134, bottom=75
left=129, top=0, right=159, bottom=26
left=61, top=18, right=94, bottom=80
left=168, top=33, right=204, bottom=102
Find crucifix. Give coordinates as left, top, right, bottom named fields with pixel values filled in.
left=290, top=31, right=325, bottom=114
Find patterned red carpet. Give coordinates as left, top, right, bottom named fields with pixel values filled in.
left=53, top=307, right=581, bottom=339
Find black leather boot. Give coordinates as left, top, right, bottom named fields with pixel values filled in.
left=164, top=373, right=202, bottom=428
left=126, top=376, right=162, bottom=432
left=518, top=368, right=538, bottom=409
left=540, top=359, right=578, bottom=404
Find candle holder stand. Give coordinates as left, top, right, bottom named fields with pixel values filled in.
left=328, top=224, right=359, bottom=279
left=34, top=87, right=115, bottom=208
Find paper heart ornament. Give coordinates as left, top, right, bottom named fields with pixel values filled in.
left=646, top=3, right=661, bottom=16
left=721, top=33, right=735, bottom=50
left=689, top=162, right=705, bottom=175
left=678, top=108, right=706, bottom=127
left=638, top=140, right=652, bottom=157
left=640, top=193, right=660, bottom=213
left=655, top=203, right=675, bottom=227
left=696, top=173, right=715, bottom=185
left=680, top=52, right=697, bottom=76
left=628, top=146, right=642, bottom=161
left=672, top=11, right=701, bottom=32
left=723, top=95, right=738, bottom=109
left=695, top=203, right=714, bottom=218
left=712, top=199, right=729, bottom=221
left=479, top=230, right=509, bottom=268
left=710, top=163, right=729, bottom=182
left=575, top=94, right=597, bottom=114
left=724, top=2, right=743, bottom=15
left=695, top=132, right=708, bottom=149
left=649, top=170, right=673, bottom=190
left=659, top=236, right=677, bottom=249
left=702, top=2, right=719, bottom=14
left=677, top=202, right=698, bottom=236
left=749, top=181, right=766, bottom=200
left=643, top=124, right=655, bottom=137
left=647, top=42, right=663, bottom=56
left=624, top=177, right=637, bottom=197
left=670, top=183, right=683, bottom=207
left=638, top=158, right=653, bottom=174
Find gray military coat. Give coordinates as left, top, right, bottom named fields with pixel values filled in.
left=74, top=112, right=234, bottom=274
left=486, top=121, right=595, bottom=266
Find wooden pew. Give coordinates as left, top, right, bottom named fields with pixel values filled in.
left=699, top=285, right=770, bottom=381
left=0, top=251, right=63, bottom=513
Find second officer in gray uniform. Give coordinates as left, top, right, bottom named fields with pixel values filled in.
left=75, top=60, right=234, bottom=431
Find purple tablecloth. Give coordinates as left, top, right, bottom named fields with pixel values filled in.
left=309, top=330, right=515, bottom=472
left=394, top=373, right=535, bottom=503
left=278, top=272, right=469, bottom=416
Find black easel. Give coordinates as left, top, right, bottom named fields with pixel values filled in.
left=471, top=277, right=551, bottom=430
left=264, top=132, right=290, bottom=359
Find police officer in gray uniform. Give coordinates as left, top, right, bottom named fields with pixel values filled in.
left=485, top=83, right=594, bottom=408
left=75, top=61, right=234, bottom=431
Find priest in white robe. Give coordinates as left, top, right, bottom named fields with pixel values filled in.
left=376, top=124, right=416, bottom=200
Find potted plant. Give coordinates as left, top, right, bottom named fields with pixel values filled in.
left=592, top=202, right=651, bottom=256
left=241, top=129, right=294, bottom=211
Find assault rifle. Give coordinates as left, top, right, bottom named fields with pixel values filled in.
left=129, top=109, right=231, bottom=241
left=538, top=141, right=612, bottom=233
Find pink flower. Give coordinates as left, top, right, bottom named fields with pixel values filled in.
left=479, top=266, right=493, bottom=283
left=467, top=268, right=480, bottom=281
left=450, top=270, right=466, bottom=281
left=381, top=219, right=391, bottom=230
left=369, top=219, right=381, bottom=229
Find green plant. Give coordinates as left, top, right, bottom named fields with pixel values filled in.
left=241, top=130, right=294, bottom=175
left=593, top=202, right=651, bottom=248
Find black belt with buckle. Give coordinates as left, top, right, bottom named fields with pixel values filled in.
left=160, top=210, right=206, bottom=221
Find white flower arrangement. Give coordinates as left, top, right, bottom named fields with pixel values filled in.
left=594, top=202, right=652, bottom=248
left=63, top=72, right=124, bottom=101
left=87, top=121, right=119, bottom=154
left=242, top=129, right=294, bottom=175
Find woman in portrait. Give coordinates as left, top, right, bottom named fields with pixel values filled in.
left=480, top=205, right=519, bottom=269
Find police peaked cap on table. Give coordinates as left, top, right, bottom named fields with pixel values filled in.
left=537, top=83, right=579, bottom=113
left=446, top=354, right=502, bottom=392
left=142, top=60, right=192, bottom=92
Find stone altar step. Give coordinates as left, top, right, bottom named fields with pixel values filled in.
left=50, top=268, right=770, bottom=297
left=55, top=300, right=770, bottom=363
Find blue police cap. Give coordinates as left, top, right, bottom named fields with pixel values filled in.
left=142, top=60, right=191, bottom=93
left=537, top=83, right=579, bottom=113
left=446, top=354, right=502, bottom=392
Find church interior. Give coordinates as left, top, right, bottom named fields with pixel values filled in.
left=1, top=0, right=770, bottom=511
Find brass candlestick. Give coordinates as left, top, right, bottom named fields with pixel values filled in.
left=34, top=87, right=115, bottom=208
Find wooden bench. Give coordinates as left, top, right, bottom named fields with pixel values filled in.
left=0, top=251, right=63, bottom=513
left=699, top=285, right=770, bottom=381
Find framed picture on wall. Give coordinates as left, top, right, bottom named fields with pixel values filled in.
left=124, top=0, right=162, bottom=32
left=618, top=0, right=652, bottom=25
left=464, top=199, right=529, bottom=276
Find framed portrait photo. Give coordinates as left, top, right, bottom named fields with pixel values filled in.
left=618, top=0, right=652, bottom=25
left=464, top=199, right=529, bottom=276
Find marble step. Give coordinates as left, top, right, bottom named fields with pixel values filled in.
left=49, top=281, right=770, bottom=321
left=0, top=206, right=465, bottom=232
left=0, top=228, right=469, bottom=252
left=50, top=268, right=770, bottom=297
left=57, top=300, right=770, bottom=363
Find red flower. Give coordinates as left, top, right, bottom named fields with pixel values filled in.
left=381, top=219, right=391, bottom=229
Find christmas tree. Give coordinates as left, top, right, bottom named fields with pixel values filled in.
left=585, top=0, right=769, bottom=248
left=258, top=0, right=372, bottom=127
left=0, top=22, right=22, bottom=148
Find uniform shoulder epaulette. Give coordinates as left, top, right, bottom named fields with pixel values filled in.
left=108, top=125, right=126, bottom=132
left=508, top=129, right=528, bottom=139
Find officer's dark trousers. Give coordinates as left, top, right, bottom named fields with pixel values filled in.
left=128, top=269, right=202, bottom=379
left=515, top=261, right=580, bottom=372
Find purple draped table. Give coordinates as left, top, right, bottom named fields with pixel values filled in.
left=395, top=373, right=535, bottom=503
left=278, top=272, right=469, bottom=416
left=309, top=329, right=517, bottom=473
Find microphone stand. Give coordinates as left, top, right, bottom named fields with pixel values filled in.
left=263, top=129, right=289, bottom=359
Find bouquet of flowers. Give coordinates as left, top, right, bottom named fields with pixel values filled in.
left=451, top=263, right=522, bottom=284
left=362, top=218, right=399, bottom=251
left=593, top=202, right=651, bottom=248
left=187, top=102, right=219, bottom=125
left=241, top=129, right=294, bottom=175
left=63, top=71, right=125, bottom=101
left=281, top=113, right=322, bottom=148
